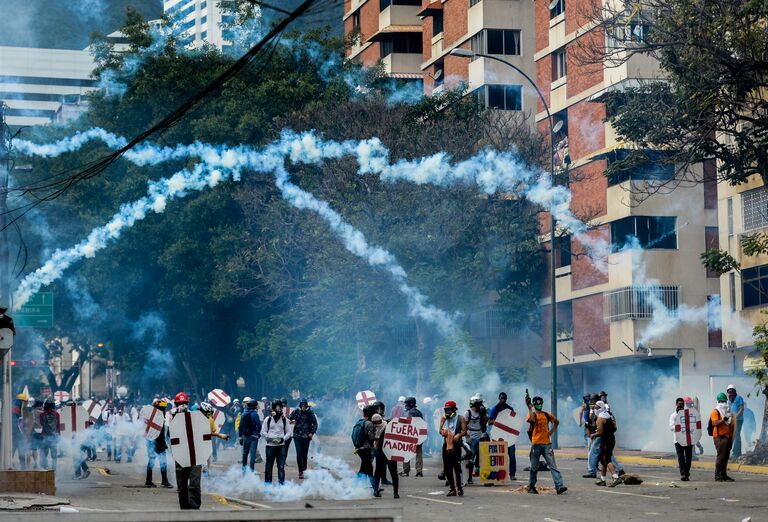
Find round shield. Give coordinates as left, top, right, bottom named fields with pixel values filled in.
left=490, top=408, right=524, bottom=444
left=140, top=405, right=166, bottom=440
left=355, top=390, right=377, bottom=411
left=0, top=328, right=14, bottom=350
left=207, top=389, right=231, bottom=408
left=82, top=400, right=103, bottom=422
left=169, top=410, right=213, bottom=468
left=382, top=417, right=419, bottom=462
left=60, top=403, right=91, bottom=441
left=211, top=409, right=225, bottom=431
left=674, top=407, right=703, bottom=447
left=54, top=390, right=70, bottom=403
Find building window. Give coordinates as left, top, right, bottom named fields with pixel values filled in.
left=352, top=11, right=361, bottom=33
left=606, top=149, right=675, bottom=186
left=605, top=285, right=679, bottom=321
left=470, top=0, right=482, bottom=6
left=557, top=300, right=573, bottom=341
left=474, top=85, right=522, bottom=111
left=552, top=48, right=566, bottom=81
left=742, top=187, right=768, bottom=232
left=556, top=234, right=571, bottom=268
left=380, top=0, right=421, bottom=9
left=471, top=29, right=521, bottom=56
left=549, top=0, right=565, bottom=18
left=705, top=226, right=719, bottom=278
left=741, top=264, right=768, bottom=308
left=727, top=197, right=734, bottom=236
left=610, top=216, right=677, bottom=251
left=380, top=33, right=423, bottom=57
left=708, top=295, right=723, bottom=348
left=433, top=11, right=443, bottom=36
left=729, top=272, right=736, bottom=312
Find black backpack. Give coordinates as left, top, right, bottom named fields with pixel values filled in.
left=707, top=410, right=720, bottom=436
left=351, top=418, right=367, bottom=448
left=41, top=411, right=58, bottom=437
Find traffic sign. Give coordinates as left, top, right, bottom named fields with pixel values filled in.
left=15, top=293, right=54, bottom=328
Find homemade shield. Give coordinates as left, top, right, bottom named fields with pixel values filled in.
left=382, top=417, right=419, bottom=462
left=53, top=390, right=70, bottom=403
left=59, top=403, right=91, bottom=441
left=489, top=408, right=523, bottom=444
left=140, top=405, right=166, bottom=440
left=82, top=399, right=103, bottom=423
left=479, top=440, right=508, bottom=484
left=396, top=416, right=428, bottom=445
left=674, top=408, right=703, bottom=447
left=169, top=410, right=213, bottom=467
left=211, top=408, right=225, bottom=432
left=355, top=390, right=377, bottom=410
left=207, top=389, right=231, bottom=408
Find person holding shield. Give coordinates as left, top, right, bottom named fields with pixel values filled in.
left=400, top=397, right=424, bottom=478
left=669, top=397, right=692, bottom=481
left=171, top=392, right=203, bottom=509
left=372, top=413, right=399, bottom=499
left=488, top=392, right=517, bottom=481
left=145, top=398, right=173, bottom=488
left=439, top=400, right=467, bottom=497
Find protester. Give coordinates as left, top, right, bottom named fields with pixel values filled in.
left=145, top=398, right=172, bottom=488
left=372, top=400, right=393, bottom=486
left=101, top=401, right=115, bottom=461
left=391, top=396, right=406, bottom=419
left=39, top=397, right=60, bottom=471
left=289, top=398, right=318, bottom=479
left=711, top=392, right=736, bottom=482
left=464, top=395, right=488, bottom=483
left=352, top=405, right=376, bottom=487
left=199, top=401, right=231, bottom=477
left=526, top=395, right=567, bottom=495
left=439, top=400, right=467, bottom=497
left=372, top=413, right=400, bottom=499
left=399, top=397, right=424, bottom=478
left=584, top=394, right=624, bottom=479
left=238, top=398, right=263, bottom=473
left=669, top=397, right=693, bottom=481
left=726, top=385, right=745, bottom=458
left=488, top=391, right=517, bottom=480
left=592, top=400, right=619, bottom=487
left=172, top=392, right=203, bottom=509
left=261, top=398, right=293, bottom=485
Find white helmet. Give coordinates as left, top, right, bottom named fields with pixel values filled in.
left=398, top=396, right=406, bottom=403
left=243, top=396, right=252, bottom=403
left=726, top=384, right=736, bottom=391
left=199, top=401, right=214, bottom=415
left=423, top=397, right=433, bottom=405
left=470, top=395, right=481, bottom=403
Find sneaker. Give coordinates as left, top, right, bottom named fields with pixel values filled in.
left=437, top=472, right=446, bottom=480
left=446, top=490, right=457, bottom=497
left=556, top=486, right=568, bottom=495
left=681, top=476, right=690, bottom=482
left=457, top=488, right=464, bottom=497
left=527, top=484, right=538, bottom=494
left=145, top=482, right=157, bottom=488
left=466, top=477, right=473, bottom=484
left=373, top=489, right=382, bottom=498
left=161, top=482, right=173, bottom=489
left=618, top=469, right=626, bottom=477
left=510, top=476, right=516, bottom=481
left=608, top=478, right=621, bottom=488
left=394, top=493, right=400, bottom=499
left=595, top=479, right=606, bottom=486
left=415, top=472, right=423, bottom=477
left=82, top=470, right=90, bottom=479
left=398, top=471, right=409, bottom=477
left=298, top=473, right=304, bottom=480
left=583, top=473, right=597, bottom=478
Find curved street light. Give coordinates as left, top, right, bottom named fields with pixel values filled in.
left=450, top=48, right=560, bottom=447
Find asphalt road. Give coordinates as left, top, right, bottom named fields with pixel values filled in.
left=47, top=438, right=766, bottom=521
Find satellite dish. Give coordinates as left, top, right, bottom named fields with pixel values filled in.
left=433, top=69, right=443, bottom=80
left=552, top=120, right=564, bottom=134
left=0, top=328, right=13, bottom=354
left=549, top=0, right=560, bottom=9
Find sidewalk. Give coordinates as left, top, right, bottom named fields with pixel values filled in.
left=531, top=446, right=768, bottom=476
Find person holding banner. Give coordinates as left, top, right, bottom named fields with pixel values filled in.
left=145, top=398, right=173, bottom=489
left=439, top=400, right=467, bottom=497
left=488, top=392, right=517, bottom=481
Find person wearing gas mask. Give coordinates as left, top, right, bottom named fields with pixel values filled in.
left=288, top=398, right=317, bottom=479
left=261, top=398, right=293, bottom=485
left=711, top=392, right=736, bottom=481
left=400, top=396, right=424, bottom=478
left=439, top=400, right=467, bottom=497
left=525, top=395, right=567, bottom=495
left=199, top=401, right=230, bottom=477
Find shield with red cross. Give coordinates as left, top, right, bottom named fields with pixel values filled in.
left=59, top=403, right=91, bottom=441
left=169, top=410, right=212, bottom=468
left=674, top=407, right=702, bottom=447
left=211, top=408, right=225, bottom=432
left=355, top=390, right=377, bottom=411
left=140, top=405, right=167, bottom=440
left=207, top=389, right=231, bottom=408
left=382, top=417, right=419, bottom=462
left=396, top=416, right=428, bottom=445
left=82, top=399, right=103, bottom=423
left=54, top=390, right=70, bottom=403
left=489, top=408, right=523, bottom=444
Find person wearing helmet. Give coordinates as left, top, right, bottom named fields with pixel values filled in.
left=238, top=398, right=262, bottom=473
left=525, top=396, right=566, bottom=495
left=39, top=397, right=60, bottom=471
left=261, top=398, right=293, bottom=484
left=712, top=392, right=736, bottom=481
left=199, top=402, right=230, bottom=477
left=288, top=398, right=318, bottom=479
left=439, top=400, right=467, bottom=497
left=725, top=384, right=745, bottom=458
left=399, top=397, right=424, bottom=478
left=145, top=398, right=173, bottom=489
left=464, top=395, right=488, bottom=483
left=171, top=392, right=204, bottom=509
left=391, top=397, right=406, bottom=419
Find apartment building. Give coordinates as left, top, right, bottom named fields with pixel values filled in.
left=164, top=0, right=235, bottom=49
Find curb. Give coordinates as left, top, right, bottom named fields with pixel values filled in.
left=524, top=450, right=768, bottom=476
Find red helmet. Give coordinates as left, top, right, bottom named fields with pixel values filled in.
left=444, top=400, right=457, bottom=409
left=174, top=392, right=189, bottom=404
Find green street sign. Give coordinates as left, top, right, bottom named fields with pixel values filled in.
left=15, top=293, right=54, bottom=328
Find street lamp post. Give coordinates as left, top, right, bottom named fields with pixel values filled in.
left=450, top=48, right=560, bottom=447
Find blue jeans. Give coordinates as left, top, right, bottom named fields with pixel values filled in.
left=265, top=445, right=286, bottom=484
left=587, top=436, right=623, bottom=474
left=147, top=441, right=167, bottom=472
left=508, top=444, right=517, bottom=478
left=529, top=444, right=563, bottom=489
left=242, top=437, right=259, bottom=471
left=470, top=438, right=481, bottom=473
left=732, top=419, right=743, bottom=458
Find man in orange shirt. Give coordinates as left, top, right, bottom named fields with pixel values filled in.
left=526, top=395, right=567, bottom=494
left=711, top=392, right=736, bottom=481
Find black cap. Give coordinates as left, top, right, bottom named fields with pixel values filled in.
left=405, top=396, right=417, bottom=406
left=498, top=392, right=507, bottom=400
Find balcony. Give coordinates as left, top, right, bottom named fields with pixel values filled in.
left=379, top=4, right=421, bottom=29
left=381, top=53, right=423, bottom=75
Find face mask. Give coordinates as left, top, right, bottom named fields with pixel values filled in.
left=444, top=409, right=456, bottom=418
left=676, top=403, right=684, bottom=411
left=534, top=403, right=543, bottom=411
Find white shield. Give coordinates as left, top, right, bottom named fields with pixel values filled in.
left=140, top=405, right=166, bottom=440
left=382, top=417, right=420, bottom=462
left=207, top=389, right=231, bottom=408
left=397, top=416, right=428, bottom=445
left=82, top=400, right=103, bottom=423
left=355, top=390, right=376, bottom=410
left=0, top=328, right=13, bottom=350
left=211, top=409, right=225, bottom=431
left=490, top=408, right=524, bottom=444
left=169, top=410, right=212, bottom=468
left=674, top=408, right=703, bottom=447
left=59, top=404, right=91, bottom=441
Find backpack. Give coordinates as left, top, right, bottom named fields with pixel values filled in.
left=41, top=411, right=58, bottom=437
left=707, top=410, right=720, bottom=436
left=351, top=418, right=367, bottom=448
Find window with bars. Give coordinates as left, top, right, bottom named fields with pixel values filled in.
left=742, top=188, right=768, bottom=232
left=605, top=285, right=679, bottom=321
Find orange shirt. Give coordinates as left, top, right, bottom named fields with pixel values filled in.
left=527, top=411, right=553, bottom=445
left=710, top=410, right=731, bottom=438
